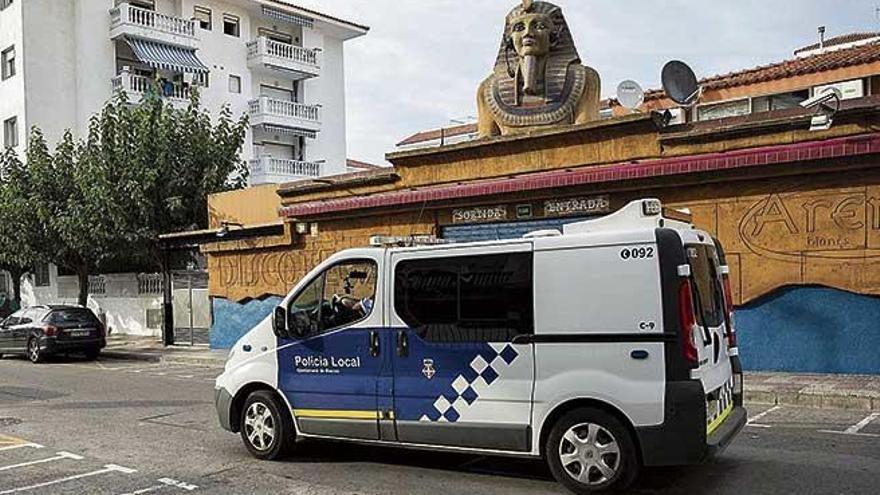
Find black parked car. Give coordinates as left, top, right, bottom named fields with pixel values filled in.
left=0, top=305, right=106, bottom=363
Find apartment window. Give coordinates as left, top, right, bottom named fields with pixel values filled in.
left=33, top=263, right=50, bottom=288
left=194, top=6, right=212, bottom=31
left=697, top=98, right=750, bottom=122
left=258, top=28, right=293, bottom=45
left=130, top=0, right=155, bottom=10
left=223, top=14, right=240, bottom=37
left=0, top=0, right=14, bottom=12
left=228, top=75, right=241, bottom=94
left=1, top=46, right=15, bottom=80
left=3, top=117, right=17, bottom=148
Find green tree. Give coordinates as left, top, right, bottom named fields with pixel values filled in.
left=25, top=130, right=117, bottom=307
left=91, top=89, right=248, bottom=270
left=5, top=87, right=248, bottom=308
left=0, top=149, right=42, bottom=309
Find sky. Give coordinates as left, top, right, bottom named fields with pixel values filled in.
left=291, top=0, right=878, bottom=165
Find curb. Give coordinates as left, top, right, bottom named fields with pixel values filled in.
left=100, top=349, right=224, bottom=367
left=745, top=389, right=879, bottom=412
left=100, top=350, right=162, bottom=363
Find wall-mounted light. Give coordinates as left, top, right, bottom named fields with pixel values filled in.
left=216, top=221, right=244, bottom=238
left=295, top=222, right=309, bottom=235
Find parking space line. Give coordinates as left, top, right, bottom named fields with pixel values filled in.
left=818, top=429, right=880, bottom=438
left=0, top=464, right=137, bottom=494
left=117, top=478, right=199, bottom=495
left=0, top=435, right=43, bottom=453
left=845, top=412, right=879, bottom=434
left=747, top=405, right=780, bottom=428
left=0, top=451, right=83, bottom=472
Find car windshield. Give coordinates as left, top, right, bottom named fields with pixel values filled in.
left=47, top=309, right=98, bottom=325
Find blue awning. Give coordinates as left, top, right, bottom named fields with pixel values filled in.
left=261, top=5, right=314, bottom=28
left=125, top=38, right=209, bottom=74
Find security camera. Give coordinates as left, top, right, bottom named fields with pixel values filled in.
left=801, top=87, right=841, bottom=110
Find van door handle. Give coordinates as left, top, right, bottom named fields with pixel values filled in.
left=369, top=331, right=380, bottom=357
left=397, top=330, right=409, bottom=357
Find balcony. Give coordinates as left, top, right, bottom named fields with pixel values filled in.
left=249, top=157, right=323, bottom=185
left=249, top=97, right=321, bottom=134
left=247, top=37, right=320, bottom=80
left=111, top=71, right=192, bottom=107
left=110, top=3, right=198, bottom=50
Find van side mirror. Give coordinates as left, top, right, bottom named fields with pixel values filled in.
left=273, top=306, right=288, bottom=339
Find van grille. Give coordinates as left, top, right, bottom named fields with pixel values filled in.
left=706, top=377, right=734, bottom=435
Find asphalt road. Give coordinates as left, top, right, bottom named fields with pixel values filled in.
left=1, top=355, right=878, bottom=495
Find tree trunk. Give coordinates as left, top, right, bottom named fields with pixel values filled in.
left=77, top=269, right=89, bottom=307
left=10, top=267, right=23, bottom=309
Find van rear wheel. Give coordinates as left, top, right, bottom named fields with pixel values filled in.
left=240, top=390, right=295, bottom=460
left=546, top=408, right=639, bottom=494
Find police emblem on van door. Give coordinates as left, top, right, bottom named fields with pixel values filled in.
left=422, top=359, right=436, bottom=380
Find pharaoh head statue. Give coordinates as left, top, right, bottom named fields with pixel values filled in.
left=477, top=0, right=600, bottom=137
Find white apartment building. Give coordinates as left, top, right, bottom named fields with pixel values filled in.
left=0, top=0, right=367, bottom=338
left=0, top=0, right=368, bottom=185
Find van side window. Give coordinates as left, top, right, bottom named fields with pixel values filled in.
left=287, top=260, right=377, bottom=338
left=394, top=252, right=534, bottom=343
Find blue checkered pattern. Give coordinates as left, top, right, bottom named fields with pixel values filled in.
left=420, top=343, right=520, bottom=423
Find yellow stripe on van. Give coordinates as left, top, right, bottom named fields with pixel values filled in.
left=293, top=409, right=381, bottom=420
left=707, top=403, right=734, bottom=436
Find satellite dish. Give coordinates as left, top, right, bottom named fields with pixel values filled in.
left=662, top=60, right=702, bottom=106
left=617, top=80, right=645, bottom=110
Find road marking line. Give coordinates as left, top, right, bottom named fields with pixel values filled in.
left=0, top=464, right=135, bottom=494
left=746, top=405, right=780, bottom=428
left=819, top=429, right=880, bottom=438
left=117, top=485, right=166, bottom=495
left=0, top=451, right=84, bottom=472
left=845, top=412, right=879, bottom=434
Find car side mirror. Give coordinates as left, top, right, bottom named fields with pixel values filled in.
left=272, top=306, right=288, bottom=339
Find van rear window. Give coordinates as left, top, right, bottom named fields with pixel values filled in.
left=687, top=245, right=724, bottom=328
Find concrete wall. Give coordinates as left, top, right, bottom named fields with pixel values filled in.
left=737, top=287, right=880, bottom=374
left=207, top=183, right=282, bottom=228
left=21, top=270, right=163, bottom=337
left=0, top=0, right=25, bottom=155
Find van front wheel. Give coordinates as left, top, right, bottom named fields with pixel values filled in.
left=240, top=390, right=295, bottom=460
left=546, top=408, right=639, bottom=494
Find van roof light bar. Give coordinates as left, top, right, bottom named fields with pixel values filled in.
left=369, top=235, right=449, bottom=248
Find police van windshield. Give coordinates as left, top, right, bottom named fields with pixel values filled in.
left=687, top=245, right=724, bottom=328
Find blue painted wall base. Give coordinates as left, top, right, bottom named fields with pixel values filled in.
left=211, top=296, right=282, bottom=349
left=209, top=287, right=879, bottom=373
left=736, top=286, right=880, bottom=374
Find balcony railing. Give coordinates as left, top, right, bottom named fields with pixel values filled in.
left=110, top=3, right=197, bottom=48
left=249, top=97, right=320, bottom=123
left=246, top=37, right=320, bottom=79
left=112, top=71, right=191, bottom=104
left=249, top=157, right=322, bottom=183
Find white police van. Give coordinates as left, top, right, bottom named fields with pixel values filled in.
left=215, top=199, right=746, bottom=494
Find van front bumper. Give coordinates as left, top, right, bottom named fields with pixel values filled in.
left=215, top=387, right=234, bottom=432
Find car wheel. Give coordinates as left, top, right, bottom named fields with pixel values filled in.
left=27, top=338, right=44, bottom=364
left=84, top=349, right=100, bottom=361
left=240, top=390, right=295, bottom=460
left=546, top=408, right=639, bottom=494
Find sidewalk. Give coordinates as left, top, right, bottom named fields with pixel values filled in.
left=102, top=335, right=226, bottom=366
left=101, top=336, right=879, bottom=411
left=745, top=372, right=880, bottom=411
